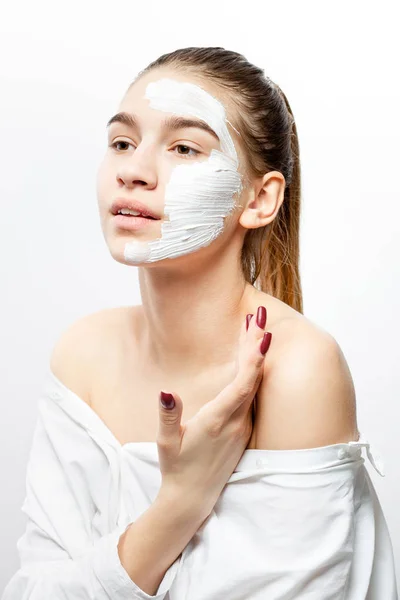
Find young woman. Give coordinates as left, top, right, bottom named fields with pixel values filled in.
left=3, top=47, right=397, bottom=599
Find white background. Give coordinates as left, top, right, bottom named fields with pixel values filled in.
left=0, top=0, right=399, bottom=591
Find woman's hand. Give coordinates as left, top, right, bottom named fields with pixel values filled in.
left=156, top=306, right=272, bottom=520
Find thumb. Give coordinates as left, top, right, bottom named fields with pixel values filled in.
left=158, top=390, right=183, bottom=443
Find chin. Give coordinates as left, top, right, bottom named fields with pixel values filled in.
left=105, top=241, right=153, bottom=268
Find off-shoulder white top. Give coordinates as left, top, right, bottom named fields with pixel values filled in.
left=2, top=368, right=398, bottom=599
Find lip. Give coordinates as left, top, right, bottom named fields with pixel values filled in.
left=112, top=214, right=158, bottom=231
left=110, top=197, right=161, bottom=220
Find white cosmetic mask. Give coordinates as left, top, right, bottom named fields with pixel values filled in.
left=123, top=78, right=243, bottom=264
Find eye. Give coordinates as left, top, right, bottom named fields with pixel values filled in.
left=108, top=141, right=201, bottom=159
left=172, top=144, right=200, bottom=159
left=109, top=141, right=134, bottom=152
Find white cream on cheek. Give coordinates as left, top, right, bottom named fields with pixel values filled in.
left=123, top=78, right=243, bottom=264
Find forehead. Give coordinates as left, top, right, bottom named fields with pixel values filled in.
left=119, top=68, right=237, bottom=130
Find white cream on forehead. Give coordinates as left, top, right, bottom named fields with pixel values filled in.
left=123, top=78, right=243, bottom=264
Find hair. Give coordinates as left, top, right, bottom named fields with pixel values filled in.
left=132, top=46, right=303, bottom=314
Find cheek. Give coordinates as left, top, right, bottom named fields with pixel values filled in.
left=175, top=169, right=221, bottom=198
left=96, top=158, right=108, bottom=192
left=96, top=156, right=117, bottom=203
left=165, top=154, right=242, bottom=218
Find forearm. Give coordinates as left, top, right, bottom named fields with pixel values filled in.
left=117, top=490, right=206, bottom=596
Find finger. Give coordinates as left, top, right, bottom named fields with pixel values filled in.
left=157, top=391, right=183, bottom=452
left=208, top=331, right=272, bottom=423
left=205, top=307, right=269, bottom=424
left=247, top=306, right=266, bottom=340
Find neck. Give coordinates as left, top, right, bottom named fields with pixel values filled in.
left=136, top=251, right=257, bottom=377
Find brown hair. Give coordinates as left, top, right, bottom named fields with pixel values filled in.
left=133, top=46, right=303, bottom=314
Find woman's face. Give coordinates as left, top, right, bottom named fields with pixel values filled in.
left=96, top=68, right=249, bottom=268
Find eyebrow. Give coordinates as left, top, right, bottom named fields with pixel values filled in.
left=106, top=111, right=220, bottom=142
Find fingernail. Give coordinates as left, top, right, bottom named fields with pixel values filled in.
left=260, top=332, right=272, bottom=355
left=256, top=306, right=267, bottom=329
left=246, top=313, right=253, bottom=331
left=160, top=391, right=175, bottom=409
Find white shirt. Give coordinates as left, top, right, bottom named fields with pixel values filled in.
left=2, top=367, right=398, bottom=599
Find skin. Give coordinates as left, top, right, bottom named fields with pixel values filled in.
left=96, top=67, right=290, bottom=382
left=47, top=68, right=360, bottom=597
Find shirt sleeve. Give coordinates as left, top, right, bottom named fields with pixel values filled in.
left=174, top=442, right=396, bottom=599
left=2, top=394, right=180, bottom=600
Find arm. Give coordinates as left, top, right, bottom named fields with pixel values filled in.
left=3, top=466, right=202, bottom=600
left=238, top=319, right=362, bottom=598
left=170, top=321, right=390, bottom=599
left=117, top=490, right=205, bottom=596
left=2, top=315, right=205, bottom=599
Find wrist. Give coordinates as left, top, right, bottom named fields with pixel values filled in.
left=155, top=485, right=210, bottom=525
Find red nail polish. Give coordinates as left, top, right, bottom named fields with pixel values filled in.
left=256, top=306, right=267, bottom=329
left=260, top=332, right=272, bottom=355
left=160, top=391, right=175, bottom=409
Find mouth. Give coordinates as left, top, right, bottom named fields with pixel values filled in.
left=110, top=199, right=161, bottom=220
left=114, top=212, right=157, bottom=219
left=112, top=213, right=159, bottom=231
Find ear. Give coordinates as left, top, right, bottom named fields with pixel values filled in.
left=239, top=171, right=286, bottom=230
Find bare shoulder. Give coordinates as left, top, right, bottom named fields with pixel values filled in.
left=254, top=314, right=359, bottom=450
left=49, top=305, right=138, bottom=405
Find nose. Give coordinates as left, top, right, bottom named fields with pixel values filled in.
left=115, top=143, right=157, bottom=189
